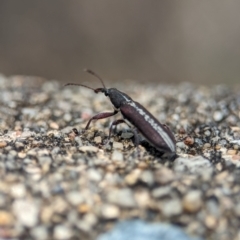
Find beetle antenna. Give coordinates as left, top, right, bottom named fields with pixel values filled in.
left=64, top=83, right=96, bottom=92
left=84, top=69, right=107, bottom=89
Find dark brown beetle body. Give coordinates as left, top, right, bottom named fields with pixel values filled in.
left=65, top=70, right=176, bottom=153
left=107, top=88, right=176, bottom=153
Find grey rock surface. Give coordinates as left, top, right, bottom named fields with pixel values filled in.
left=97, top=220, right=202, bottom=240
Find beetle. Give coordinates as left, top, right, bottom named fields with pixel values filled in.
left=65, top=69, right=176, bottom=154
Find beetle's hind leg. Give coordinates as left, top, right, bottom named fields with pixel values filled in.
left=132, top=128, right=141, bottom=159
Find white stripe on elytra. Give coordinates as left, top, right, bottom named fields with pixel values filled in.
left=128, top=101, right=175, bottom=152
left=122, top=95, right=131, bottom=102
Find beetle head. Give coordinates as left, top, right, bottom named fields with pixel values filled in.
left=94, top=87, right=109, bottom=96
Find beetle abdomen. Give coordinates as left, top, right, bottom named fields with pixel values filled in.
left=120, top=101, right=176, bottom=153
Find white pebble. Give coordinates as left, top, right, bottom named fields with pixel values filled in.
left=53, top=225, right=73, bottom=240
left=66, top=192, right=84, bottom=206
left=101, top=204, right=120, bottom=219
left=79, top=146, right=98, bottom=153
left=161, top=199, right=182, bottom=217
left=31, top=226, right=48, bottom=240
left=11, top=184, right=26, bottom=198
left=112, top=142, right=124, bottom=150
left=63, top=113, right=72, bottom=122
left=213, top=111, right=223, bottom=122
left=183, top=190, right=202, bottom=213
left=88, top=169, right=102, bottom=182
left=140, top=170, right=154, bottom=186
left=13, top=199, right=39, bottom=227
left=112, top=150, right=123, bottom=161
left=107, top=188, right=136, bottom=207
left=94, top=136, right=102, bottom=144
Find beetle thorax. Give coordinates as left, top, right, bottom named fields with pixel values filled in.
left=107, top=88, right=132, bottom=109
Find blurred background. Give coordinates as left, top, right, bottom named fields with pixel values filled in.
left=0, top=1, right=240, bottom=84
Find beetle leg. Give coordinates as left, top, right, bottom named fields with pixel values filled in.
left=85, top=110, right=118, bottom=130
left=72, top=128, right=79, bottom=135
left=132, top=128, right=141, bottom=158
left=132, top=128, right=139, bottom=147
left=102, top=119, right=126, bottom=145
left=108, top=119, right=126, bottom=139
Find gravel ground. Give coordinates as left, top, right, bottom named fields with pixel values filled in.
left=0, top=74, right=240, bottom=240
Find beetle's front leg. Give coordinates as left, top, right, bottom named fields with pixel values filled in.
left=108, top=119, right=126, bottom=140
left=84, top=110, right=118, bottom=130
left=103, top=119, right=126, bottom=145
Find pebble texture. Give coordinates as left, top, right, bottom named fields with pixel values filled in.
left=0, top=75, right=240, bottom=239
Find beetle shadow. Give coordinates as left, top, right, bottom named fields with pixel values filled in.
left=140, top=140, right=178, bottom=162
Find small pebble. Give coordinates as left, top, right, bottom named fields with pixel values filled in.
left=112, top=142, right=124, bottom=150
left=140, top=170, right=154, bottom=186
left=107, top=188, right=136, bottom=208
left=152, top=186, right=172, bottom=198
left=77, top=213, right=97, bottom=232
left=79, top=146, right=98, bottom=153
left=0, top=211, right=14, bottom=226
left=214, top=145, right=221, bottom=150
left=49, top=122, right=59, bottom=130
left=125, top=169, right=142, bottom=185
left=31, top=225, right=49, bottom=240
left=11, top=184, right=26, bottom=198
left=213, top=111, right=223, bottom=122
left=22, top=107, right=38, bottom=117
left=66, top=191, right=84, bottom=206
left=205, top=215, right=217, bottom=229
left=15, top=141, right=24, bottom=149
left=233, top=144, right=239, bottom=150
left=63, top=113, right=72, bottom=122
left=134, top=190, right=151, bottom=208
left=227, top=149, right=237, bottom=155
left=24, top=166, right=42, bottom=174
left=0, top=141, right=7, bottom=148
left=184, top=137, right=194, bottom=146
left=101, top=204, right=120, bottom=219
left=121, top=132, right=134, bottom=139
left=111, top=150, right=123, bottom=161
left=182, top=190, right=202, bottom=213
left=18, top=152, right=26, bottom=158
left=204, top=130, right=211, bottom=137
left=161, top=199, right=183, bottom=217
left=78, top=204, right=90, bottom=214
left=53, top=225, right=73, bottom=240
left=88, top=168, right=102, bottom=182
left=13, top=199, right=39, bottom=227
left=94, top=136, right=102, bottom=144
left=177, top=141, right=187, bottom=149
left=154, top=168, right=175, bottom=184
left=203, top=143, right=211, bottom=149
left=215, top=171, right=229, bottom=182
